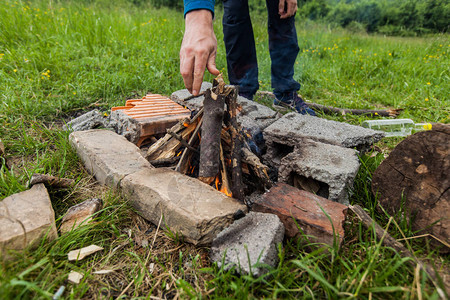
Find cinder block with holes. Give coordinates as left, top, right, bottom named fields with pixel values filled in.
left=277, top=139, right=360, bottom=204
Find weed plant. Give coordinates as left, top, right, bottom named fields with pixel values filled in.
left=0, top=0, right=448, bottom=298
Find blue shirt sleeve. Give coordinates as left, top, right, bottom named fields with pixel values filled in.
left=184, top=0, right=215, bottom=17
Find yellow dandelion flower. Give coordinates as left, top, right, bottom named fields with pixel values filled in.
left=73, top=92, right=76, bottom=95
left=425, top=98, right=429, bottom=101
left=375, top=112, right=379, bottom=116
left=427, top=82, right=431, bottom=85
left=389, top=53, right=392, bottom=56
left=13, top=69, right=17, bottom=72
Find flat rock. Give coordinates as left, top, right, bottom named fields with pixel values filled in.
left=0, top=184, right=57, bottom=258
left=60, top=198, right=103, bottom=233
left=372, top=124, right=449, bottom=251
left=170, top=82, right=213, bottom=111
left=236, top=96, right=281, bottom=130
left=120, top=167, right=247, bottom=245
left=210, top=212, right=284, bottom=277
left=278, top=140, right=360, bottom=204
left=252, top=183, right=347, bottom=247
left=264, top=112, right=384, bottom=153
left=69, top=129, right=153, bottom=188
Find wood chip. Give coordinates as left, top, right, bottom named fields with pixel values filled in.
left=93, top=269, right=115, bottom=275
left=68, top=271, right=83, bottom=284
left=68, top=245, right=104, bottom=261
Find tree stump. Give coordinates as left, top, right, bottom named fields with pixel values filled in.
left=372, top=124, right=449, bottom=251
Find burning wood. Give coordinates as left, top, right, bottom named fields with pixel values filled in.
left=144, top=75, right=271, bottom=200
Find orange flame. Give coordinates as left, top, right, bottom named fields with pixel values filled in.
left=214, top=175, right=233, bottom=197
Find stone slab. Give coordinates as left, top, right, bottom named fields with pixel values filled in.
left=60, top=198, right=103, bottom=233
left=264, top=112, right=384, bottom=152
left=120, top=167, right=247, bottom=245
left=278, top=140, right=360, bottom=204
left=0, top=184, right=57, bottom=258
left=69, top=129, right=153, bottom=188
left=210, top=212, right=284, bottom=277
left=170, top=82, right=213, bottom=111
left=252, top=183, right=347, bottom=247
left=236, top=96, right=281, bottom=130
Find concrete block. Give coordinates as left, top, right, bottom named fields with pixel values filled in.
left=264, top=112, right=384, bottom=152
left=210, top=212, right=284, bottom=277
left=237, top=96, right=281, bottom=130
left=69, top=129, right=153, bottom=188
left=63, top=110, right=107, bottom=132
left=252, top=183, right=347, bottom=247
left=0, top=184, right=57, bottom=258
left=120, top=167, right=247, bottom=245
left=278, top=140, right=360, bottom=204
left=171, top=82, right=213, bottom=111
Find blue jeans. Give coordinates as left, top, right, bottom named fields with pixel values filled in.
left=222, top=0, right=301, bottom=100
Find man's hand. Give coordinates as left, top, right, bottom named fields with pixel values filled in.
left=279, top=0, right=298, bottom=19
left=180, top=10, right=220, bottom=96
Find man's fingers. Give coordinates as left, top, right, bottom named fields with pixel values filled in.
left=192, top=55, right=208, bottom=96
left=278, top=0, right=286, bottom=15
left=180, top=54, right=195, bottom=94
left=206, top=53, right=220, bottom=76
left=279, top=0, right=297, bottom=19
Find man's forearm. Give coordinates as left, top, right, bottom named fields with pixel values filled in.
left=183, top=0, right=215, bottom=17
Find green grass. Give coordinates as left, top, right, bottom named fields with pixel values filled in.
left=0, top=0, right=449, bottom=298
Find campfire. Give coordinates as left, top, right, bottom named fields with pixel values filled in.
left=144, top=75, right=271, bottom=201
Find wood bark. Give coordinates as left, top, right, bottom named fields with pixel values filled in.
left=198, top=89, right=225, bottom=183
left=29, top=173, right=75, bottom=189
left=226, top=87, right=244, bottom=200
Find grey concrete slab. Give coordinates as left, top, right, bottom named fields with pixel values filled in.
left=170, top=82, right=212, bottom=111
left=264, top=112, right=384, bottom=151
left=278, top=140, right=360, bottom=204
left=210, top=212, right=284, bottom=277
left=69, top=129, right=153, bottom=188
left=120, top=167, right=247, bottom=245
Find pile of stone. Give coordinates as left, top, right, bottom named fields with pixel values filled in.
left=57, top=82, right=387, bottom=276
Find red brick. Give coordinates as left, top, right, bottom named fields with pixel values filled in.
left=112, top=94, right=191, bottom=146
left=252, top=183, right=347, bottom=247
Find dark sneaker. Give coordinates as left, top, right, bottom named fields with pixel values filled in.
left=273, top=93, right=316, bottom=116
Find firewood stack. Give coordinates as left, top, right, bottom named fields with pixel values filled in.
left=145, top=75, right=271, bottom=201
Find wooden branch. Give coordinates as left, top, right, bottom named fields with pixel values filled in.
left=29, top=173, right=75, bottom=189
left=167, top=130, right=199, bottom=153
left=146, top=119, right=198, bottom=161
left=219, top=142, right=232, bottom=196
left=227, top=87, right=245, bottom=201
left=176, top=117, right=203, bottom=174
left=308, top=103, right=403, bottom=117
left=241, top=148, right=272, bottom=190
left=349, top=205, right=447, bottom=299
left=145, top=120, right=187, bottom=160
left=256, top=91, right=402, bottom=117
left=198, top=87, right=226, bottom=182
left=149, top=157, right=180, bottom=168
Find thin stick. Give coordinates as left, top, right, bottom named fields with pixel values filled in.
left=349, top=205, right=447, bottom=299
left=176, top=118, right=203, bottom=173
left=219, top=142, right=231, bottom=195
